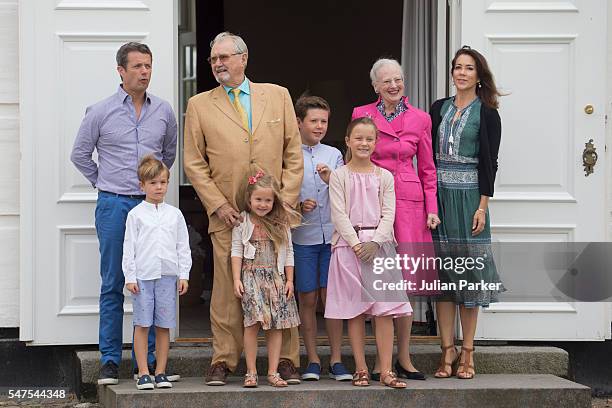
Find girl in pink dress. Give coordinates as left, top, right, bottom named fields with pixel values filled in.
left=325, top=117, right=412, bottom=389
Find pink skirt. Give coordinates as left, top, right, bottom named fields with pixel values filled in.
left=324, top=239, right=413, bottom=320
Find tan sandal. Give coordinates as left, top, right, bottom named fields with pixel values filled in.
left=380, top=370, right=407, bottom=389
left=352, top=369, right=370, bottom=387
left=243, top=372, right=258, bottom=388
left=434, top=344, right=459, bottom=378
left=456, top=346, right=476, bottom=379
left=267, top=372, right=288, bottom=387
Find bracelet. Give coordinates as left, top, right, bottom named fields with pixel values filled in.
left=476, top=208, right=486, bottom=213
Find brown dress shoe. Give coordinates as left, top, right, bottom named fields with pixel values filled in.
left=205, top=362, right=229, bottom=386
left=278, top=359, right=301, bottom=384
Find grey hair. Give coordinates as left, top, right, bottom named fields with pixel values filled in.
left=210, top=31, right=248, bottom=54
left=369, top=58, right=403, bottom=85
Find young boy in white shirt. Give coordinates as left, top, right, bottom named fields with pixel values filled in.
left=122, top=155, right=191, bottom=390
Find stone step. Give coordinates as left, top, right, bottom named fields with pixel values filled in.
left=77, top=345, right=569, bottom=386
left=98, top=375, right=590, bottom=408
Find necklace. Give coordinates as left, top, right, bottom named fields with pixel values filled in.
left=347, top=161, right=374, bottom=173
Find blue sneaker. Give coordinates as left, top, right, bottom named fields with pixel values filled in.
left=136, top=375, right=154, bottom=390
left=329, top=362, right=352, bottom=381
left=154, top=373, right=173, bottom=388
left=301, top=362, right=321, bottom=381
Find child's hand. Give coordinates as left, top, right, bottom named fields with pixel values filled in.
left=357, top=241, right=379, bottom=263
left=126, top=282, right=139, bottom=294
left=178, top=279, right=189, bottom=295
left=285, top=280, right=294, bottom=298
left=316, top=164, right=331, bottom=184
left=301, top=199, right=317, bottom=213
left=233, top=279, right=244, bottom=298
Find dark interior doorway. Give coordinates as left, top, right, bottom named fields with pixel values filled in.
left=179, top=0, right=405, bottom=340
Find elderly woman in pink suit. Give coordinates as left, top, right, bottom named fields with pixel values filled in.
left=352, top=58, right=440, bottom=381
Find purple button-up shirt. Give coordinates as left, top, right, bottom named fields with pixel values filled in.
left=71, top=85, right=177, bottom=195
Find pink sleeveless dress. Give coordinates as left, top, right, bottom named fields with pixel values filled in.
left=324, top=171, right=413, bottom=319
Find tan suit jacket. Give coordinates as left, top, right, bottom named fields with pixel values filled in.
left=183, top=82, right=303, bottom=233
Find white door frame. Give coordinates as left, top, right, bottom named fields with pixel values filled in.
left=19, top=0, right=180, bottom=344
left=447, top=0, right=610, bottom=341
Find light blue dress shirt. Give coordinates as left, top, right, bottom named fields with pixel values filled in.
left=292, top=143, right=344, bottom=245
left=71, top=85, right=177, bottom=195
left=223, top=77, right=252, bottom=132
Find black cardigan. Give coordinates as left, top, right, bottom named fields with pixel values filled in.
left=430, top=97, right=501, bottom=197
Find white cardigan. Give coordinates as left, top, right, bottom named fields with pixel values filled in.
left=230, top=211, right=294, bottom=276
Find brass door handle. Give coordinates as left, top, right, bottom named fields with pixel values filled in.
left=582, top=139, right=598, bottom=176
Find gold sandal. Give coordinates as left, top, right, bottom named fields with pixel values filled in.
left=380, top=370, right=407, bottom=389
left=434, top=344, right=459, bottom=378
left=267, top=372, right=288, bottom=387
left=456, top=346, right=476, bottom=379
left=243, top=372, right=258, bottom=388
left=352, top=369, right=370, bottom=387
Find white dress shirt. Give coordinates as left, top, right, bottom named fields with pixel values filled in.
left=122, top=201, right=192, bottom=284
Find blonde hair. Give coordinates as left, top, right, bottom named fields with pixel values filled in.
left=244, top=173, right=300, bottom=253
left=344, top=117, right=378, bottom=163
left=137, top=154, right=169, bottom=182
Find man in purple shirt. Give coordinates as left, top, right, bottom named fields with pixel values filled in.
left=71, top=42, right=177, bottom=385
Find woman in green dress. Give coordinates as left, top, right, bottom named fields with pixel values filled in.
left=430, top=46, right=504, bottom=379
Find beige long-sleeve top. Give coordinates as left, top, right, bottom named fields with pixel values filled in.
left=231, top=211, right=294, bottom=276
left=328, top=165, right=396, bottom=248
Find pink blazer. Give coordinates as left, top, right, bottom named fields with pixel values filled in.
left=352, top=100, right=437, bottom=215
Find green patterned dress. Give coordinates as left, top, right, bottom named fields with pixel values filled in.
left=432, top=97, right=504, bottom=307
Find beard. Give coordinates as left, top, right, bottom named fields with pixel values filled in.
left=213, top=70, right=230, bottom=85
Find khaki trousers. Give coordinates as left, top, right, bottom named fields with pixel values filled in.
left=210, top=228, right=300, bottom=371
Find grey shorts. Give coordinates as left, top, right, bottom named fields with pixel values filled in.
left=132, top=275, right=177, bottom=329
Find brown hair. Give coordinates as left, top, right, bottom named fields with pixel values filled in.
left=294, top=95, right=331, bottom=121
left=451, top=46, right=501, bottom=109
left=244, top=173, right=300, bottom=253
left=116, top=42, right=152, bottom=69
left=137, top=154, right=169, bottom=182
left=344, top=117, right=378, bottom=163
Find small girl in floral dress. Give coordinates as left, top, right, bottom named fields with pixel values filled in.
left=231, top=171, right=300, bottom=388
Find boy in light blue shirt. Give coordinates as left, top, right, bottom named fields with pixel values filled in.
left=293, top=95, right=350, bottom=381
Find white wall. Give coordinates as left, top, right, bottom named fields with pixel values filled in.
left=0, top=0, right=20, bottom=327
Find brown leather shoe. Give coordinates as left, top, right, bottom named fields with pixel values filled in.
left=205, top=362, right=229, bottom=386
left=278, top=359, right=301, bottom=384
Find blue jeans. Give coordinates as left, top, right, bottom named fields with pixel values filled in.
left=95, top=192, right=155, bottom=366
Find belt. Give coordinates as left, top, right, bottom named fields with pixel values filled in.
left=98, top=190, right=146, bottom=199
left=353, top=225, right=378, bottom=233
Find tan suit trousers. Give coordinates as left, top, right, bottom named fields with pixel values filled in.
left=210, top=228, right=300, bottom=371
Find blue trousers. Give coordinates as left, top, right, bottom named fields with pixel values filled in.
left=95, top=192, right=155, bottom=366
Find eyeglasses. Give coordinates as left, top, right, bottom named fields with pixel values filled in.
left=462, top=45, right=472, bottom=50
left=380, top=77, right=404, bottom=87
left=207, top=52, right=243, bottom=65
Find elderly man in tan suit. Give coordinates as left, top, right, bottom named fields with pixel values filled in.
left=183, top=32, right=303, bottom=386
